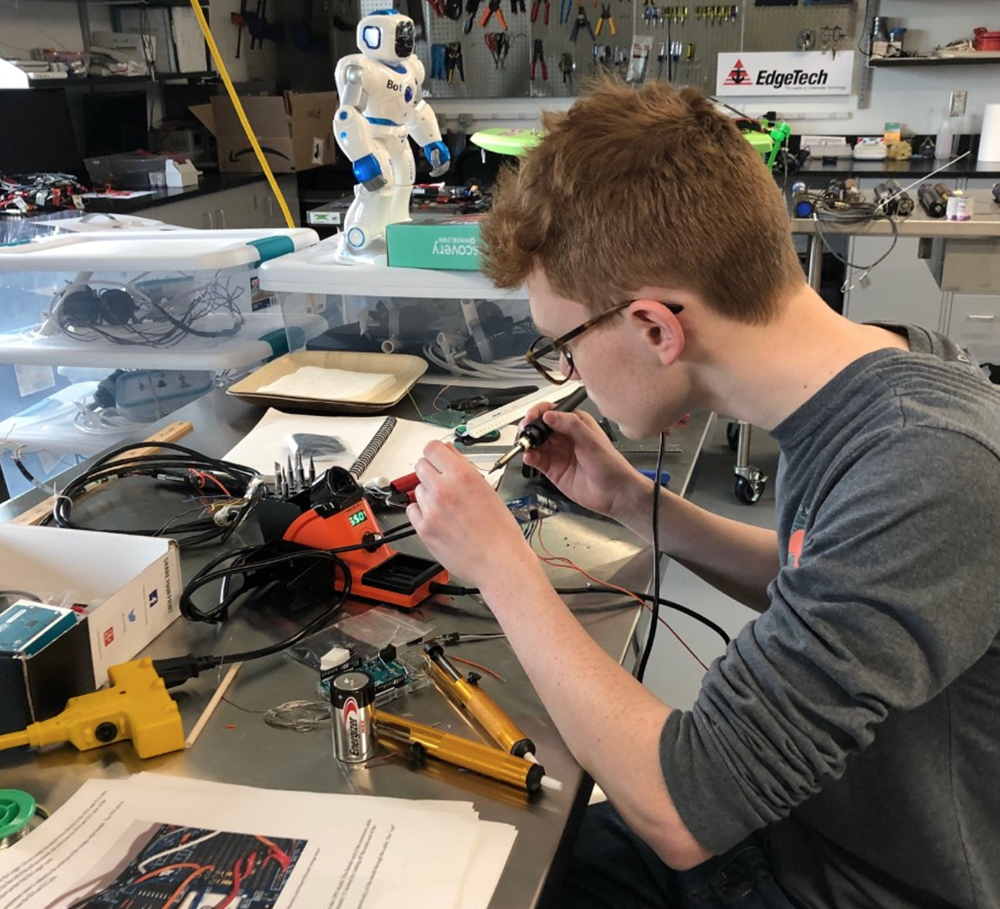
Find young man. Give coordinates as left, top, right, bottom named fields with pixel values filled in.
left=406, top=80, right=1000, bottom=908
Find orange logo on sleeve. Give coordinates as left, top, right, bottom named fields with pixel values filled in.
left=788, top=529, right=805, bottom=568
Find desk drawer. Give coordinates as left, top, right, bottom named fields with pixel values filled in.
left=949, top=295, right=1000, bottom=363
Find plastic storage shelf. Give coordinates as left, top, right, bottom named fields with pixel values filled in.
left=0, top=230, right=319, bottom=370
left=0, top=228, right=320, bottom=497
left=257, top=236, right=532, bottom=372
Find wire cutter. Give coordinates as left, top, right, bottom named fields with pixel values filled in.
left=480, top=0, right=508, bottom=30
left=485, top=31, right=510, bottom=67
left=463, top=0, right=482, bottom=31
left=530, top=0, right=550, bottom=24
left=445, top=42, right=465, bottom=82
left=510, top=0, right=526, bottom=13
left=558, top=0, right=573, bottom=24
left=430, top=43, right=448, bottom=80
left=570, top=6, right=595, bottom=42
left=595, top=4, right=616, bottom=35
left=530, top=38, right=548, bottom=80
left=558, top=51, right=574, bottom=83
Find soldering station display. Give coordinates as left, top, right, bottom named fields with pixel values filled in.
left=67, top=822, right=305, bottom=909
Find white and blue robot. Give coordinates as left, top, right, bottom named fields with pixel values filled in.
left=333, top=10, right=451, bottom=264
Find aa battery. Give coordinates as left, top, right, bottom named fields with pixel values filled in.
left=331, top=671, right=377, bottom=764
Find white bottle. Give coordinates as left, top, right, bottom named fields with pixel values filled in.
left=935, top=117, right=955, bottom=160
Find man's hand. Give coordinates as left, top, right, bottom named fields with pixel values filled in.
left=407, top=441, right=532, bottom=589
left=521, top=406, right=643, bottom=522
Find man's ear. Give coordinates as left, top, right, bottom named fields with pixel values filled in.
left=628, top=299, right=684, bottom=367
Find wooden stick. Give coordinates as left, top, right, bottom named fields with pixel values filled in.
left=185, top=662, right=243, bottom=749
left=10, top=420, right=194, bottom=526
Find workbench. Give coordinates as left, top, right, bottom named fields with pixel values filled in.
left=0, top=386, right=712, bottom=909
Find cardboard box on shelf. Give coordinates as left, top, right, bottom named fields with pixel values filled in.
left=0, top=525, right=181, bottom=734
left=190, top=92, right=339, bottom=173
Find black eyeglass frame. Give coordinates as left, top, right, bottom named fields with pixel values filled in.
left=525, top=299, right=684, bottom=384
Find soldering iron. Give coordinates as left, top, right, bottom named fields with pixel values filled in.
left=492, top=385, right=589, bottom=471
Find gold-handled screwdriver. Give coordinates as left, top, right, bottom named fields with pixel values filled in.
left=491, top=385, right=589, bottom=472
left=376, top=710, right=562, bottom=793
left=424, top=645, right=537, bottom=760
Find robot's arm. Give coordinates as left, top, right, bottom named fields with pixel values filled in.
left=333, top=61, right=390, bottom=191
left=406, top=97, right=451, bottom=178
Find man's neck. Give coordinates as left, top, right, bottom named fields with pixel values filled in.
left=691, top=284, right=910, bottom=431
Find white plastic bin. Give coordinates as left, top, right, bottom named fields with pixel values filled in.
left=0, top=229, right=320, bottom=372
left=257, top=236, right=532, bottom=373
left=0, top=368, right=217, bottom=497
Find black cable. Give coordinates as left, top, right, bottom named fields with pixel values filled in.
left=44, top=441, right=260, bottom=547
left=154, top=549, right=352, bottom=687
left=635, top=432, right=665, bottom=683
left=428, top=578, right=731, bottom=647
left=812, top=209, right=899, bottom=277
left=51, top=278, right=245, bottom=348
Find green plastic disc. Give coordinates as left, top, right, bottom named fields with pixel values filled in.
left=469, top=128, right=545, bottom=157
left=0, top=790, right=36, bottom=840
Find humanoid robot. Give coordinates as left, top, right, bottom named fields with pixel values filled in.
left=333, top=10, right=451, bottom=265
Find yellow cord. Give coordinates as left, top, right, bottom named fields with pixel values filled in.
left=188, top=0, right=295, bottom=228
left=0, top=730, right=30, bottom=751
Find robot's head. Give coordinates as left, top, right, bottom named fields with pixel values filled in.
left=357, top=10, right=415, bottom=65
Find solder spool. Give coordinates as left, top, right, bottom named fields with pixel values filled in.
left=0, top=789, right=44, bottom=850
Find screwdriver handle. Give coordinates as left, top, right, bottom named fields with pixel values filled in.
left=376, top=710, right=546, bottom=792
left=425, top=650, right=535, bottom=757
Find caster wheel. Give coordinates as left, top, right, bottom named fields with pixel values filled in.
left=734, top=471, right=767, bottom=505
left=726, top=421, right=739, bottom=452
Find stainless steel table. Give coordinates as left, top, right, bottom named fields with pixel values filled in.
left=0, top=387, right=712, bottom=909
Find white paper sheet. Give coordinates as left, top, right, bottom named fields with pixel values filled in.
left=0, top=776, right=516, bottom=909
left=223, top=408, right=517, bottom=484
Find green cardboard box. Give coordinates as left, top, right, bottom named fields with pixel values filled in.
left=386, top=215, right=482, bottom=271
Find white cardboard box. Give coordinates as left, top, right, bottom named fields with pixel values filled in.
left=0, top=525, right=181, bottom=688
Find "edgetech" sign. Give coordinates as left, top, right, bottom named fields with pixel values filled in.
left=716, top=51, right=854, bottom=96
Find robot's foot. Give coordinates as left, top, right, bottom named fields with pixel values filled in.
left=334, top=230, right=388, bottom=267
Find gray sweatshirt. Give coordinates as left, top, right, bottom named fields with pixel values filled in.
left=660, top=325, right=1000, bottom=908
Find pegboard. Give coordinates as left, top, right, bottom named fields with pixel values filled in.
left=353, top=0, right=856, bottom=98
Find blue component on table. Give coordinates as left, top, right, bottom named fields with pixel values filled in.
left=636, top=468, right=671, bottom=487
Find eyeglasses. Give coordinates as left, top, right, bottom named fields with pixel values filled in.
left=526, top=300, right=684, bottom=385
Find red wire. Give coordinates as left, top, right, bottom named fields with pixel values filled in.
left=533, top=519, right=709, bottom=672
left=214, top=854, right=255, bottom=909
left=158, top=864, right=214, bottom=909
left=190, top=469, right=234, bottom=498
left=449, top=654, right=505, bottom=682
left=254, top=835, right=292, bottom=871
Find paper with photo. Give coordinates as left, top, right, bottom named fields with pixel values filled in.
left=0, top=776, right=516, bottom=909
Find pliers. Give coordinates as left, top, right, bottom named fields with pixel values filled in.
left=480, top=0, right=508, bottom=30
left=427, top=0, right=447, bottom=16
left=569, top=6, right=595, bottom=42
left=484, top=31, right=510, bottom=68
left=530, top=38, right=548, bottom=80
left=558, top=51, right=574, bottom=83
left=595, top=3, right=616, bottom=35
left=445, top=42, right=465, bottom=82
left=464, top=0, right=482, bottom=32
left=510, top=0, right=526, bottom=13
left=558, top=0, right=573, bottom=24
left=530, top=0, right=550, bottom=24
